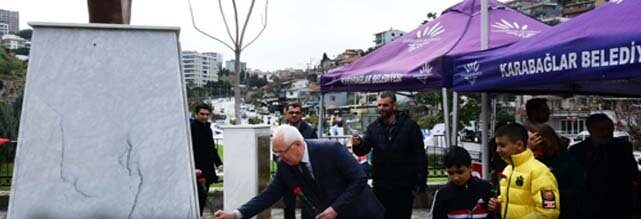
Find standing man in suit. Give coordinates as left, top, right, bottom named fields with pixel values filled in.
left=286, top=102, right=317, bottom=139
left=568, top=113, right=639, bottom=219
left=351, top=91, right=427, bottom=219
left=191, top=103, right=223, bottom=216
left=283, top=102, right=318, bottom=219
left=214, top=125, right=384, bottom=219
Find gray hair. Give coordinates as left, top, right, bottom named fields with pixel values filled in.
left=273, top=125, right=304, bottom=146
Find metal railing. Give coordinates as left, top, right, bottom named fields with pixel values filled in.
left=426, top=146, right=481, bottom=178
left=0, top=134, right=483, bottom=187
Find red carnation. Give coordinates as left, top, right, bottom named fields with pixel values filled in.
left=533, top=149, right=544, bottom=159
left=293, top=186, right=302, bottom=196
left=292, top=186, right=318, bottom=214
left=197, top=178, right=206, bottom=184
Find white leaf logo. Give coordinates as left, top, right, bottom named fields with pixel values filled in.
left=463, top=61, right=482, bottom=85
left=404, top=23, right=445, bottom=52
left=415, top=64, right=433, bottom=84
left=492, top=19, right=540, bottom=38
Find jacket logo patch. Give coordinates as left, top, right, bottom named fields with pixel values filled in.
left=541, top=190, right=556, bottom=209
left=515, top=175, right=524, bottom=186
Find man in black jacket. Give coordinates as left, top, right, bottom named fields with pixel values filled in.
left=191, top=103, right=223, bottom=216
left=352, top=91, right=427, bottom=219
left=283, top=102, right=318, bottom=219
left=568, top=113, right=639, bottom=219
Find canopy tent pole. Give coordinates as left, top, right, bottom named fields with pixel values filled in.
left=318, top=93, right=324, bottom=137
left=452, top=92, right=459, bottom=147
left=481, top=0, right=490, bottom=180
left=442, top=88, right=451, bottom=147
left=481, top=93, right=490, bottom=180
left=491, top=95, right=498, bottom=134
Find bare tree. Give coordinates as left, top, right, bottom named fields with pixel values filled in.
left=615, top=99, right=641, bottom=149
left=188, top=0, right=268, bottom=124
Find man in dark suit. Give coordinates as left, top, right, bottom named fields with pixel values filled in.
left=283, top=102, right=317, bottom=219
left=214, top=125, right=384, bottom=219
left=568, top=113, right=640, bottom=219
left=285, top=102, right=317, bottom=139
left=191, top=103, right=223, bottom=216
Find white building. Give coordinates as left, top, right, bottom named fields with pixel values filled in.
left=373, top=28, right=405, bottom=47
left=0, top=23, right=8, bottom=36
left=1, top=34, right=27, bottom=50
left=286, top=79, right=311, bottom=101
left=181, top=51, right=221, bottom=87
left=225, top=59, right=247, bottom=73
left=0, top=10, right=19, bottom=34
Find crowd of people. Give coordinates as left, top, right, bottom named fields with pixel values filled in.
left=189, top=92, right=640, bottom=219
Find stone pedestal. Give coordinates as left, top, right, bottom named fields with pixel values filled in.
left=8, top=23, right=198, bottom=219
left=223, top=125, right=272, bottom=219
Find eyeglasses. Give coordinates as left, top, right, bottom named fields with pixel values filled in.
left=273, top=141, right=297, bottom=156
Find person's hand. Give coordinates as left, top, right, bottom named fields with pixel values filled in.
left=315, top=207, right=337, bottom=219
left=351, top=135, right=362, bottom=146
left=528, top=132, right=542, bottom=147
left=214, top=210, right=237, bottom=219
left=488, top=198, right=501, bottom=212
left=195, top=169, right=202, bottom=177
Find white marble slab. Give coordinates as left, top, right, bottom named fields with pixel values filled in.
left=223, top=125, right=272, bottom=219
left=8, top=23, right=198, bottom=219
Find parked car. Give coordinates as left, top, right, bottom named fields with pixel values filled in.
left=569, top=130, right=630, bottom=147
left=460, top=129, right=480, bottom=143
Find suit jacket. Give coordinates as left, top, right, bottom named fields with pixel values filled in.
left=190, top=119, right=222, bottom=183
left=295, top=121, right=318, bottom=139
left=568, top=138, right=638, bottom=219
left=284, top=120, right=317, bottom=219
left=238, top=140, right=384, bottom=219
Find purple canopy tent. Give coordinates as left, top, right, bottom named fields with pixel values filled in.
left=318, top=0, right=548, bottom=150
left=453, top=0, right=641, bottom=96
left=320, top=0, right=549, bottom=93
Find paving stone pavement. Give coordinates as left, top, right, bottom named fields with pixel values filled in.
left=201, top=208, right=430, bottom=219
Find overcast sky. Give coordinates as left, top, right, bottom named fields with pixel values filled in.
left=1, top=0, right=471, bottom=71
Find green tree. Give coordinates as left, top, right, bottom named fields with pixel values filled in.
left=421, top=12, right=439, bottom=24
left=0, top=96, right=22, bottom=139
left=11, top=48, right=29, bottom=56
left=17, top=29, right=33, bottom=40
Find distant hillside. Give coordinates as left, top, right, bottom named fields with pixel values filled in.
left=0, top=47, right=26, bottom=103
left=0, top=48, right=26, bottom=139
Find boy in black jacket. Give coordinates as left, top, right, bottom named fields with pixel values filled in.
left=432, top=146, right=495, bottom=219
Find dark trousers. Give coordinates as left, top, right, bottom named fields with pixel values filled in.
left=375, top=188, right=414, bottom=219
left=283, top=193, right=296, bottom=219
left=197, top=182, right=211, bottom=216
